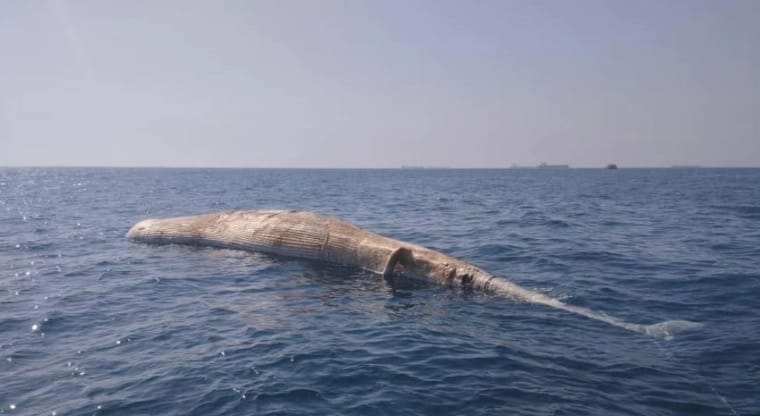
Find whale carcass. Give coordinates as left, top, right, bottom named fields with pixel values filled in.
left=126, top=210, right=700, bottom=339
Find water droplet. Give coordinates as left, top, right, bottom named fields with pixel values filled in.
left=220, top=351, right=225, bottom=356
left=242, top=394, right=246, bottom=399
left=97, top=405, right=101, bottom=410
left=44, top=296, right=49, bottom=300
left=24, top=271, right=31, bottom=276
left=6, top=357, right=11, bottom=362
left=290, top=356, right=294, bottom=362
left=34, top=305, right=38, bottom=310
left=67, top=362, right=72, bottom=367
left=31, top=324, right=39, bottom=331
left=9, top=404, right=16, bottom=410
left=15, top=244, right=20, bottom=248
left=116, top=340, right=121, bottom=345
left=51, top=412, right=57, bottom=415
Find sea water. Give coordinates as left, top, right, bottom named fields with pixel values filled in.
left=1, top=167, right=758, bottom=415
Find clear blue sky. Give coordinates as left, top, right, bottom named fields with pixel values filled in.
left=1, top=0, right=758, bottom=167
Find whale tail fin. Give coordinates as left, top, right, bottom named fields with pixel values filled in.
left=637, top=320, right=704, bottom=340
left=488, top=277, right=702, bottom=340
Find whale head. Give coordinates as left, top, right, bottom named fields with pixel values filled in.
left=126, top=218, right=161, bottom=241
left=126, top=213, right=223, bottom=245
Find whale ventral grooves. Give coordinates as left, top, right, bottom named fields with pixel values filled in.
left=126, top=209, right=702, bottom=339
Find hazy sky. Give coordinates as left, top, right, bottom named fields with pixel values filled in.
left=1, top=0, right=758, bottom=168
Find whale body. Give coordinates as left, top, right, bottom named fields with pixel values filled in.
left=127, top=210, right=700, bottom=339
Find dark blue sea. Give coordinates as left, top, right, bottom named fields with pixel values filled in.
left=1, top=168, right=759, bottom=415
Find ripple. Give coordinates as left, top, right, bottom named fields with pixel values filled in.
left=1, top=167, right=759, bottom=415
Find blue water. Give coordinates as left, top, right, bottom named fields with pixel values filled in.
left=1, top=168, right=759, bottom=415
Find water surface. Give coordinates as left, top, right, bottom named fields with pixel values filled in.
left=1, top=168, right=759, bottom=415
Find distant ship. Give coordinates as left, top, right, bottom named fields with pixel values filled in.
left=606, top=164, right=618, bottom=169
left=537, top=162, right=570, bottom=169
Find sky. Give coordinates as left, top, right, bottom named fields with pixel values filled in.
left=1, top=0, right=758, bottom=168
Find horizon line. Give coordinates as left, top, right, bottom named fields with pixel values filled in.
left=1, top=164, right=759, bottom=170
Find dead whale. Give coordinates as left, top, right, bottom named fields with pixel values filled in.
left=127, top=210, right=701, bottom=339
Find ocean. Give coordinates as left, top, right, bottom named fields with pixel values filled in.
left=1, top=167, right=758, bottom=415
